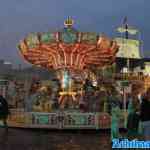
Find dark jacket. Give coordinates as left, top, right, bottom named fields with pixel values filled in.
left=0, top=96, right=9, bottom=119
left=140, top=98, right=150, bottom=122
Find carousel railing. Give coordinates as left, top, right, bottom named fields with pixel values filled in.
left=7, top=109, right=125, bottom=129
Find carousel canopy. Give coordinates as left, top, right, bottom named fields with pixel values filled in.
left=18, top=18, right=119, bottom=71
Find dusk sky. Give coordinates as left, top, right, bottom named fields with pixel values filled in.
left=0, top=0, right=149, bottom=68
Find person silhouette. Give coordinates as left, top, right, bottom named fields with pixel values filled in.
left=0, top=94, right=9, bottom=129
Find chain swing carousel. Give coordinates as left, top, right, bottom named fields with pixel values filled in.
left=14, top=18, right=119, bottom=129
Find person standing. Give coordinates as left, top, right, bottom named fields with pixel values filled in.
left=127, top=94, right=140, bottom=138
left=140, top=88, right=150, bottom=140
left=111, top=103, right=121, bottom=139
left=0, top=95, right=9, bottom=129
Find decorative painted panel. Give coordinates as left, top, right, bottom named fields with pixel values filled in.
left=82, top=32, right=97, bottom=43
left=61, top=28, right=77, bottom=43
left=26, top=33, right=39, bottom=48
left=41, top=32, right=56, bottom=43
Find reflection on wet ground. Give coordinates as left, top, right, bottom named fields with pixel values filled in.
left=0, top=128, right=111, bottom=150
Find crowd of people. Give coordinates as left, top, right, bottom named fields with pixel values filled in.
left=126, top=88, right=150, bottom=140
left=111, top=86, right=150, bottom=140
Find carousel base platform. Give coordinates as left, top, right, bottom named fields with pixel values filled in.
left=5, top=109, right=125, bottom=130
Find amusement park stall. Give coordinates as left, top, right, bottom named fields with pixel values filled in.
left=5, top=18, right=129, bottom=129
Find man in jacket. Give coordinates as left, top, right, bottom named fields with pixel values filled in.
left=140, top=88, right=150, bottom=140
left=0, top=94, right=9, bottom=129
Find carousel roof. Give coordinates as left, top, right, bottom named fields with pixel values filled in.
left=18, top=18, right=119, bottom=71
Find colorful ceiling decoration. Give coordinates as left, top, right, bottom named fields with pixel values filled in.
left=18, top=18, right=119, bottom=71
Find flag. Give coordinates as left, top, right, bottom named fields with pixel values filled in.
left=123, top=16, right=127, bottom=25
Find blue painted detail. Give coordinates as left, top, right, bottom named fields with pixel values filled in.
left=61, top=27, right=77, bottom=43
